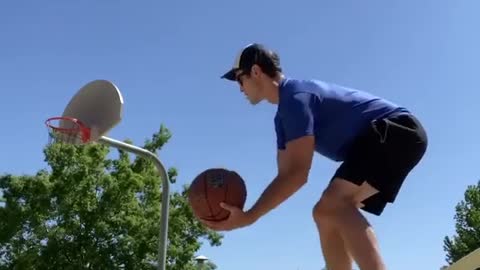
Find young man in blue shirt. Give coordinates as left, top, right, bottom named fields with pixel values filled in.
left=202, top=43, right=428, bottom=270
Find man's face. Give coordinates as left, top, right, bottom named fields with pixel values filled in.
left=235, top=68, right=263, bottom=105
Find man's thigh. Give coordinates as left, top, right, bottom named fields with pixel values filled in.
left=323, top=178, right=379, bottom=208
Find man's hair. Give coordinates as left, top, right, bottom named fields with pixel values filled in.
left=251, top=47, right=282, bottom=78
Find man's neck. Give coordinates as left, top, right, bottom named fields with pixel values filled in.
left=269, top=74, right=285, bottom=104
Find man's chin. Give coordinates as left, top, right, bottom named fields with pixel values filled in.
left=247, top=97, right=262, bottom=105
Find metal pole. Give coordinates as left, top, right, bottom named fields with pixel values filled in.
left=98, top=136, right=170, bottom=270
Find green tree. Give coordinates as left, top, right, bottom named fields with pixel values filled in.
left=204, top=261, right=217, bottom=270
left=443, top=180, right=480, bottom=265
left=194, top=260, right=217, bottom=270
left=0, top=125, right=222, bottom=270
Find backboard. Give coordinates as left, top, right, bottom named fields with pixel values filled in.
left=59, top=79, right=124, bottom=142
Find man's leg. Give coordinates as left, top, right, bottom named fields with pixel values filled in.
left=313, top=179, right=386, bottom=270
left=313, top=209, right=353, bottom=270
left=313, top=112, right=428, bottom=269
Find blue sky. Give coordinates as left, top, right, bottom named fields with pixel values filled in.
left=1, top=1, right=479, bottom=269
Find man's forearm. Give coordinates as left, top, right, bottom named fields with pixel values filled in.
left=247, top=171, right=307, bottom=222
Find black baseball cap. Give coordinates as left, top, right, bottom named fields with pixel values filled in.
left=221, top=43, right=282, bottom=81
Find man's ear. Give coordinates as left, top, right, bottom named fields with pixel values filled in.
left=251, top=64, right=262, bottom=78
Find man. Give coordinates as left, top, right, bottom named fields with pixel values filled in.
left=201, top=43, right=428, bottom=270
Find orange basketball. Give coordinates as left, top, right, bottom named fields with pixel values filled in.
left=188, top=168, right=247, bottom=222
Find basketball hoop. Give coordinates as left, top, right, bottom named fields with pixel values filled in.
left=45, top=116, right=91, bottom=144
left=43, top=80, right=170, bottom=270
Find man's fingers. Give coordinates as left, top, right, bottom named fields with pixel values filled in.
left=200, top=219, right=214, bottom=226
left=199, top=219, right=223, bottom=231
left=220, top=202, right=235, bottom=211
left=199, top=219, right=210, bottom=226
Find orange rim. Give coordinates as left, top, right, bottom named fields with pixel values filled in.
left=45, top=116, right=91, bottom=143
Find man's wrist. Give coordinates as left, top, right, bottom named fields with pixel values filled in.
left=246, top=207, right=261, bottom=224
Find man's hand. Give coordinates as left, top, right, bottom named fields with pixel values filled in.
left=201, top=135, right=315, bottom=232
left=200, top=202, right=256, bottom=231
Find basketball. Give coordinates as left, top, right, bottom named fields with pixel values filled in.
left=188, top=168, right=247, bottom=222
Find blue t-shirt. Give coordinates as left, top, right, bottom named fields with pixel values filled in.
left=274, top=78, right=409, bottom=161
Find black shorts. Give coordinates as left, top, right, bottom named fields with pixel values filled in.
left=332, top=112, right=428, bottom=216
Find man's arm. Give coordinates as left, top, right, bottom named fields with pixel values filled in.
left=246, top=92, right=317, bottom=223
left=247, top=134, right=315, bottom=222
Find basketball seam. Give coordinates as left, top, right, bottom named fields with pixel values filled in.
left=211, top=170, right=229, bottom=219
left=204, top=172, right=216, bottom=219
left=209, top=171, right=229, bottom=219
left=222, top=171, right=229, bottom=213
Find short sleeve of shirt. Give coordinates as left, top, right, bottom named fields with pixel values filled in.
left=276, top=92, right=315, bottom=147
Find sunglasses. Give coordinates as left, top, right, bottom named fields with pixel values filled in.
left=235, top=70, right=249, bottom=86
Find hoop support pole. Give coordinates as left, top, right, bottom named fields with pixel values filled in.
left=98, top=136, right=170, bottom=270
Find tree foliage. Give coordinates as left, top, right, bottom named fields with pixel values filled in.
left=443, top=179, right=480, bottom=265
left=196, top=260, right=217, bottom=270
left=0, top=125, right=222, bottom=269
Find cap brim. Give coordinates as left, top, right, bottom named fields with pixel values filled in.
left=220, top=69, right=237, bottom=81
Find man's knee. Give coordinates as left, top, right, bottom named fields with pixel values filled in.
left=312, top=195, right=328, bottom=223
left=313, top=178, right=374, bottom=224
left=312, top=188, right=352, bottom=224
